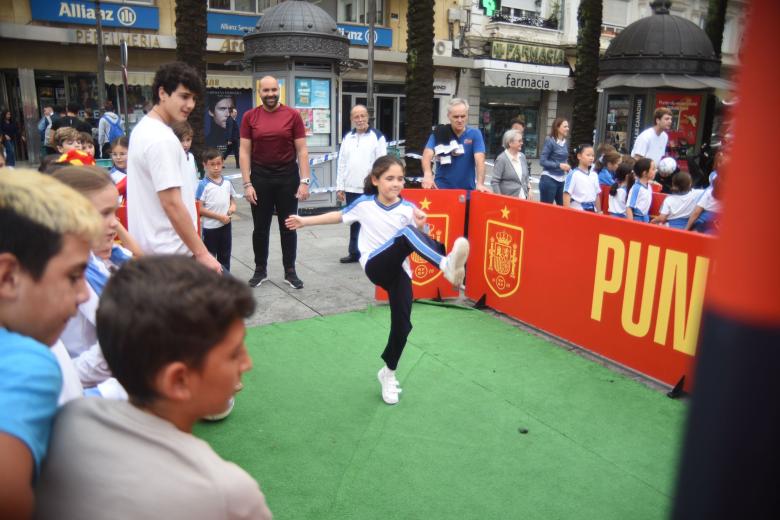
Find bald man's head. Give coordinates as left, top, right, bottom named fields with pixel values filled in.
left=259, top=76, right=280, bottom=110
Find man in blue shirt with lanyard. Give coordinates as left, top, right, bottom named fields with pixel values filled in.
left=421, top=98, right=489, bottom=192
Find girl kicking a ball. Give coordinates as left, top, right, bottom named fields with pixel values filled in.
left=285, top=156, right=469, bottom=405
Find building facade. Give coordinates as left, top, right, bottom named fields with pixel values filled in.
left=0, top=0, right=745, bottom=163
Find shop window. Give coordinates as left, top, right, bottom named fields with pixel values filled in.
left=604, top=95, right=631, bottom=154
left=208, top=0, right=278, bottom=14
left=338, top=0, right=385, bottom=25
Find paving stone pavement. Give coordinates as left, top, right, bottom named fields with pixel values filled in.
left=223, top=167, right=379, bottom=328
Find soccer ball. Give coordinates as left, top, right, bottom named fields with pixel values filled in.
left=658, top=157, right=677, bottom=176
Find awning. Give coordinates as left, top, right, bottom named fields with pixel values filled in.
left=104, top=71, right=252, bottom=90
left=598, top=73, right=733, bottom=91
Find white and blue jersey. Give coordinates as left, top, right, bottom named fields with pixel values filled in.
left=659, top=189, right=703, bottom=229
left=195, top=176, right=237, bottom=229
left=564, top=167, right=600, bottom=211
left=342, top=195, right=427, bottom=277
left=628, top=181, right=652, bottom=222
left=608, top=185, right=628, bottom=217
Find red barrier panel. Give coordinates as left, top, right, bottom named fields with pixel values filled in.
left=599, top=185, right=610, bottom=214
left=376, top=189, right=467, bottom=301
left=465, top=192, right=714, bottom=390
left=650, top=192, right=667, bottom=217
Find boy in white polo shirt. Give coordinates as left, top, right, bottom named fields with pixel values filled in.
left=196, top=148, right=237, bottom=272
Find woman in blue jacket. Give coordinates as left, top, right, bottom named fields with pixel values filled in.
left=538, top=117, right=571, bottom=205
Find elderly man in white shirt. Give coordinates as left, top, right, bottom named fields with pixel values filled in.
left=336, top=104, right=387, bottom=263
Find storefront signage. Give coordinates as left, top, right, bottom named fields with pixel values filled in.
left=31, top=0, right=159, bottom=30
left=75, top=28, right=162, bottom=48
left=491, top=41, right=565, bottom=66
left=631, top=95, right=646, bottom=149
left=433, top=78, right=456, bottom=95
left=484, top=70, right=569, bottom=91
left=655, top=92, right=703, bottom=166
left=207, top=12, right=258, bottom=36
left=337, top=24, right=392, bottom=48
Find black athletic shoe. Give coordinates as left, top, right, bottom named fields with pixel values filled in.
left=248, top=268, right=268, bottom=287
left=284, top=270, right=304, bottom=289
left=339, top=254, right=359, bottom=264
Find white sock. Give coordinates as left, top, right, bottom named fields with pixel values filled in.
left=438, top=256, right=448, bottom=271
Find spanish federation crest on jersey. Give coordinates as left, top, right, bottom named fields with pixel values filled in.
left=484, top=219, right=524, bottom=298
left=410, top=214, right=449, bottom=286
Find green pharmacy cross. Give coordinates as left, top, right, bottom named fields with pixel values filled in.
left=481, top=0, right=500, bottom=17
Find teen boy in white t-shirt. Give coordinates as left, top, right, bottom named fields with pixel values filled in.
left=127, top=62, right=221, bottom=273
left=631, top=107, right=673, bottom=164
left=35, top=256, right=272, bottom=520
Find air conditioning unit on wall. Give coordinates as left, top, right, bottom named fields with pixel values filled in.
left=434, top=40, right=453, bottom=58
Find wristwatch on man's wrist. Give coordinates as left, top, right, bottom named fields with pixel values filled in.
left=300, top=177, right=311, bottom=185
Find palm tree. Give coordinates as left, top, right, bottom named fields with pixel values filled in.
left=570, top=0, right=603, bottom=148
left=404, top=0, right=435, bottom=178
left=705, top=0, right=729, bottom=59
left=175, top=0, right=208, bottom=166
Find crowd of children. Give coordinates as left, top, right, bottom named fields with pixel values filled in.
left=560, top=142, right=722, bottom=234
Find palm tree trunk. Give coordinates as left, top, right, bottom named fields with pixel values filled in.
left=571, top=0, right=603, bottom=149
left=175, top=0, right=207, bottom=168
left=404, top=0, right=435, bottom=178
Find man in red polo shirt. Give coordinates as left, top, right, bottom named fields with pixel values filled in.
left=239, top=76, right=311, bottom=289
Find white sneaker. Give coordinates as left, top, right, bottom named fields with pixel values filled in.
left=377, top=366, right=402, bottom=405
left=440, top=237, right=470, bottom=288
left=203, top=397, right=235, bottom=422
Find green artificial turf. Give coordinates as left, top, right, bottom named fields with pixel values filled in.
left=195, top=303, right=686, bottom=519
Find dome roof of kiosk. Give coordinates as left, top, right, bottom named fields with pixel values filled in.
left=254, top=0, right=340, bottom=35
left=244, top=0, right=349, bottom=61
left=601, top=1, right=720, bottom=77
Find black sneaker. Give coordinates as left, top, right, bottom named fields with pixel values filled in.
left=248, top=268, right=268, bottom=287
left=339, top=254, right=359, bottom=264
left=284, top=270, right=304, bottom=289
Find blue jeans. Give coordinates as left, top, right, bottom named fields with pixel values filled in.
left=344, top=191, right=362, bottom=257
left=4, top=140, right=16, bottom=166
left=539, top=175, right=564, bottom=205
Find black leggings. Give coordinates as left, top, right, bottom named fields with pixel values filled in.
left=364, top=225, right=445, bottom=370
left=249, top=170, right=299, bottom=270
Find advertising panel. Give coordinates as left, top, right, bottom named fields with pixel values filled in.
left=205, top=88, right=253, bottom=151
left=376, top=189, right=467, bottom=301
left=464, top=192, right=714, bottom=390
left=655, top=92, right=703, bottom=169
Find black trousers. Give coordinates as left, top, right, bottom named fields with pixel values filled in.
left=203, top=223, right=232, bottom=272
left=223, top=140, right=239, bottom=165
left=249, top=169, right=299, bottom=270
left=344, top=191, right=362, bottom=257
left=364, top=225, right=446, bottom=370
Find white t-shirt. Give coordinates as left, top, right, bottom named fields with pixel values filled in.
left=696, top=187, right=721, bottom=212
left=631, top=127, right=668, bottom=163
left=659, top=189, right=703, bottom=221
left=50, top=340, right=84, bottom=406
left=196, top=176, right=238, bottom=229
left=35, top=398, right=272, bottom=520
left=185, top=151, right=200, bottom=193
left=563, top=168, right=600, bottom=210
left=609, top=186, right=628, bottom=215
left=127, top=115, right=197, bottom=255
left=341, top=195, right=417, bottom=277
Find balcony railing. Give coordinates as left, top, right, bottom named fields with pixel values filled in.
left=489, top=13, right=560, bottom=31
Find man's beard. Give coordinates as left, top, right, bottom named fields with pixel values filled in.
left=262, top=96, right=278, bottom=108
